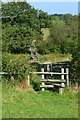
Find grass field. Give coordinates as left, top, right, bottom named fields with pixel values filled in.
left=2, top=83, right=78, bottom=118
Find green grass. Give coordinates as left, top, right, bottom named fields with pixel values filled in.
left=2, top=83, right=78, bottom=118
left=3, top=52, right=71, bottom=64
left=39, top=53, right=71, bottom=63
left=0, top=81, right=2, bottom=119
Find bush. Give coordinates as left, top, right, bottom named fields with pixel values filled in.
left=70, top=47, right=80, bottom=85
left=30, top=74, right=41, bottom=91
left=2, top=53, right=31, bottom=82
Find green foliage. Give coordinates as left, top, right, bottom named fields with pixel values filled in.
left=2, top=53, right=31, bottom=81
left=2, top=2, right=78, bottom=55
left=38, top=10, right=51, bottom=28
left=31, top=75, right=41, bottom=91
left=67, top=15, right=79, bottom=85
left=2, top=2, right=79, bottom=85
left=2, top=2, right=43, bottom=53
left=70, top=46, right=80, bottom=85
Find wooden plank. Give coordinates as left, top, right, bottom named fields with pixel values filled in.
left=0, top=72, right=8, bottom=75
left=66, top=68, right=69, bottom=87
left=53, top=83, right=62, bottom=87
left=40, top=85, right=54, bottom=88
left=41, top=68, right=45, bottom=79
left=40, top=79, right=66, bottom=82
left=42, top=82, right=45, bottom=91
left=61, top=68, right=64, bottom=80
left=0, top=72, right=18, bottom=75
left=27, top=75, right=30, bottom=86
left=30, top=72, right=68, bottom=75
left=59, top=68, right=65, bottom=95
left=41, top=68, right=45, bottom=91
left=40, top=83, right=65, bottom=88
left=53, top=83, right=65, bottom=87
left=61, top=68, right=65, bottom=91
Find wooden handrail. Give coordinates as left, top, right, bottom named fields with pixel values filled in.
left=0, top=72, right=8, bottom=75
left=29, top=72, right=68, bottom=75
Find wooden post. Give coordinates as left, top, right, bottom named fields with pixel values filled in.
left=59, top=68, right=64, bottom=95
left=66, top=68, right=69, bottom=87
left=41, top=68, right=45, bottom=91
left=47, top=64, right=50, bottom=72
left=27, top=75, right=30, bottom=86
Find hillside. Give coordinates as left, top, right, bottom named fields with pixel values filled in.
left=1, top=2, right=79, bottom=119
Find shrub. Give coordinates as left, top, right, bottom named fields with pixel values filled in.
left=2, top=53, right=31, bottom=82
left=70, top=47, right=80, bottom=85
left=30, top=74, right=41, bottom=91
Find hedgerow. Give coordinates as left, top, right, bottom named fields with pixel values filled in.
left=2, top=53, right=31, bottom=81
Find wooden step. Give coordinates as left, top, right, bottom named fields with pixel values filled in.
left=40, top=83, right=65, bottom=88
left=53, top=83, right=65, bottom=87
left=40, top=79, right=66, bottom=82
left=40, top=85, right=54, bottom=88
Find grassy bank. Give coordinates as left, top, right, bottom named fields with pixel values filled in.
left=39, top=53, right=71, bottom=63
left=2, top=83, right=78, bottom=118
left=2, top=52, right=71, bottom=63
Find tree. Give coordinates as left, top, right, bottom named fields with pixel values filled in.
left=2, top=2, right=43, bottom=53
left=64, top=15, right=78, bottom=53
left=48, top=18, right=67, bottom=53
left=38, top=10, right=50, bottom=28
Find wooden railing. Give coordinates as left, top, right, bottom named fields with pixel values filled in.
left=29, top=67, right=69, bottom=94
left=0, top=67, right=69, bottom=95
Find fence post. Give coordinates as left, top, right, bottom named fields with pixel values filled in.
left=47, top=64, right=50, bottom=71
left=66, top=68, right=69, bottom=87
left=59, top=68, right=65, bottom=95
left=41, top=68, right=45, bottom=91
left=27, top=75, right=30, bottom=86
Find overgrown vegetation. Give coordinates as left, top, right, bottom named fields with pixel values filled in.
left=2, top=52, right=71, bottom=89
left=2, top=53, right=31, bottom=83
left=1, top=2, right=79, bottom=85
